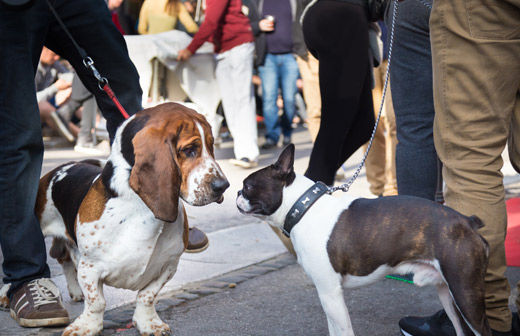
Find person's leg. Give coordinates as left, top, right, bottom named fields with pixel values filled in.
left=296, top=52, right=321, bottom=142
left=382, top=78, right=397, bottom=196
left=0, top=0, right=50, bottom=297
left=364, top=63, right=387, bottom=196
left=431, top=0, right=520, bottom=331
left=279, top=54, right=299, bottom=143
left=45, top=0, right=143, bottom=142
left=259, top=53, right=281, bottom=144
left=336, top=66, right=375, bottom=170
left=302, top=1, right=372, bottom=185
left=74, top=96, right=100, bottom=154
left=216, top=42, right=259, bottom=162
left=57, top=74, right=93, bottom=122
left=386, top=0, right=437, bottom=200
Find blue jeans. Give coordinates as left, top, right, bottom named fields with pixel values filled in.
left=385, top=0, right=437, bottom=200
left=258, top=53, right=300, bottom=142
left=0, top=0, right=142, bottom=298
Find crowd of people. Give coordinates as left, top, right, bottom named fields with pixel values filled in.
left=1, top=0, right=519, bottom=335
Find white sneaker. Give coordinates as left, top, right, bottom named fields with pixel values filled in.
left=229, top=158, right=258, bottom=169
left=74, top=141, right=106, bottom=155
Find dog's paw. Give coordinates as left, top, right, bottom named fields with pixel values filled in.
left=0, top=284, right=10, bottom=309
left=62, top=314, right=103, bottom=336
left=134, top=319, right=171, bottom=336
left=67, top=284, right=84, bottom=302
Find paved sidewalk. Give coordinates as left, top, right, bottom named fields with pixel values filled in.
left=1, top=124, right=520, bottom=335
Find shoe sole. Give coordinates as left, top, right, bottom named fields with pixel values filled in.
left=74, top=145, right=105, bottom=155
left=50, top=112, right=75, bottom=142
left=185, top=241, right=210, bottom=254
left=10, top=309, right=69, bottom=327
left=229, top=159, right=258, bottom=169
left=400, top=329, right=413, bottom=336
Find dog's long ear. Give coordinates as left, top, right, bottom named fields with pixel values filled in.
left=129, top=127, right=180, bottom=222
left=273, top=144, right=296, bottom=184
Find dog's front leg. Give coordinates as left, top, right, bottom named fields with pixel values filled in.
left=0, top=284, right=10, bottom=308
left=133, top=265, right=177, bottom=336
left=316, top=283, right=354, bottom=336
left=62, top=265, right=105, bottom=336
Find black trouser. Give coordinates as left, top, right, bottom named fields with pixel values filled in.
left=302, top=0, right=375, bottom=186
left=0, top=0, right=142, bottom=299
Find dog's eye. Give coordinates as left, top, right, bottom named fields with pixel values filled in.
left=243, top=183, right=252, bottom=192
left=181, top=146, right=197, bottom=158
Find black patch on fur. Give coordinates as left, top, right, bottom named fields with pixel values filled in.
left=238, top=144, right=296, bottom=216
left=326, top=196, right=487, bottom=277
left=52, top=162, right=102, bottom=244
left=239, top=165, right=294, bottom=216
left=100, top=161, right=117, bottom=199
left=121, top=114, right=150, bottom=167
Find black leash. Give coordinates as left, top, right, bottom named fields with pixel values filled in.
left=45, top=0, right=130, bottom=120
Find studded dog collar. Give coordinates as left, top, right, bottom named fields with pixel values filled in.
left=282, top=182, right=329, bottom=237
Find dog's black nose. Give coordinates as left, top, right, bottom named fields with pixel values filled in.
left=211, top=178, right=230, bottom=194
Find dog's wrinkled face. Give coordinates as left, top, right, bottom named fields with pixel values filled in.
left=121, top=103, right=229, bottom=222
left=236, top=144, right=296, bottom=218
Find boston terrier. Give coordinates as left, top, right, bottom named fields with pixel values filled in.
left=236, top=144, right=491, bottom=336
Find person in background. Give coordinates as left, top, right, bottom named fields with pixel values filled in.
left=138, top=0, right=198, bottom=35
left=301, top=0, right=375, bottom=186
left=36, top=47, right=76, bottom=142
left=363, top=21, right=397, bottom=197
left=250, top=0, right=305, bottom=150
left=177, top=0, right=260, bottom=169
left=295, top=0, right=321, bottom=142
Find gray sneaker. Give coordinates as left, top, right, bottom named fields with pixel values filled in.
left=50, top=111, right=75, bottom=142
left=10, top=278, right=69, bottom=328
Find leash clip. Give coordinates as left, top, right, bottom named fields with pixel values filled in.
left=83, top=56, right=108, bottom=90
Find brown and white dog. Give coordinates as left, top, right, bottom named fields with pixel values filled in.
left=236, top=144, right=491, bottom=336
left=6, top=103, right=228, bottom=335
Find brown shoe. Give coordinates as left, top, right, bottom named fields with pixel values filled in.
left=186, top=227, right=209, bottom=253
left=10, top=278, right=69, bottom=327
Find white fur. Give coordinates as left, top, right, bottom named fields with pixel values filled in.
left=184, top=122, right=226, bottom=205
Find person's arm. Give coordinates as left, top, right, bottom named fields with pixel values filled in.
left=245, top=0, right=272, bottom=36
left=186, top=0, right=229, bottom=54
left=137, top=1, right=150, bottom=34
left=36, top=84, right=59, bottom=103
left=178, top=2, right=198, bottom=34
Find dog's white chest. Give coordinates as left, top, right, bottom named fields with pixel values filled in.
left=77, top=198, right=185, bottom=291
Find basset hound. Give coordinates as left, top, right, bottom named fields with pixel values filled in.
left=19, top=103, right=228, bottom=335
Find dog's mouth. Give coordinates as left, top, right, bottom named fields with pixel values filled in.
left=216, top=195, right=224, bottom=204
left=236, top=193, right=265, bottom=216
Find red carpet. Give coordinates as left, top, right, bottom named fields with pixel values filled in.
left=506, top=198, right=520, bottom=267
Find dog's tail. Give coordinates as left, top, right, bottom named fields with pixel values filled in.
left=467, top=215, right=484, bottom=231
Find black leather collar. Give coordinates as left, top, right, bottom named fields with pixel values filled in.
left=282, top=182, right=329, bottom=237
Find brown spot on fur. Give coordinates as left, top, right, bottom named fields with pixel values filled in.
left=35, top=171, right=52, bottom=222
left=78, top=178, right=107, bottom=225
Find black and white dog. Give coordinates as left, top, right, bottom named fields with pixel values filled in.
left=236, top=144, right=491, bottom=336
